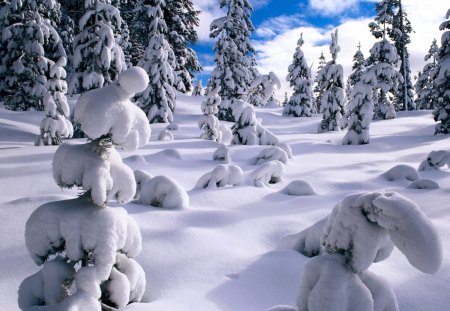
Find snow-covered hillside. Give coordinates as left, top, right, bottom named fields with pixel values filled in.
left=0, top=93, right=449, bottom=310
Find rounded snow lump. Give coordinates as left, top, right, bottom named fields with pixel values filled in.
left=407, top=179, right=440, bottom=190
left=281, top=180, right=316, bottom=196
left=381, top=164, right=419, bottom=182
left=117, top=66, right=149, bottom=95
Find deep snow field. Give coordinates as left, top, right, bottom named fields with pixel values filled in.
left=0, top=93, right=449, bottom=310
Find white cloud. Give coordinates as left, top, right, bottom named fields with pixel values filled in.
left=193, top=0, right=225, bottom=42
left=254, top=0, right=449, bottom=100
left=308, top=0, right=359, bottom=16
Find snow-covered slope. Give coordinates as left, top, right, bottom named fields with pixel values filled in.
left=0, top=94, right=449, bottom=310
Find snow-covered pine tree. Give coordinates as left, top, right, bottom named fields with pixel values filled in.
left=208, top=0, right=256, bottom=121
left=68, top=0, right=126, bottom=95
left=164, top=0, right=202, bottom=93
left=36, top=48, right=73, bottom=145
left=367, top=0, right=402, bottom=120
left=390, top=0, right=414, bottom=111
left=0, top=0, right=66, bottom=111
left=248, top=71, right=281, bottom=107
left=192, top=80, right=204, bottom=96
left=345, top=42, right=365, bottom=100
left=415, top=39, right=439, bottom=110
left=135, top=0, right=176, bottom=124
left=282, top=91, right=288, bottom=106
left=433, top=8, right=450, bottom=135
left=313, top=52, right=327, bottom=114
left=342, top=69, right=377, bottom=145
left=199, top=86, right=222, bottom=142
left=0, top=0, right=11, bottom=96
left=19, top=67, right=150, bottom=310
left=283, top=33, right=313, bottom=117
left=317, top=29, right=345, bottom=133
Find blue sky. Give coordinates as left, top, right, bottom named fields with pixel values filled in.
left=191, top=0, right=448, bottom=97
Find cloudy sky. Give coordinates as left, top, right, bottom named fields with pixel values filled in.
left=191, top=0, right=448, bottom=98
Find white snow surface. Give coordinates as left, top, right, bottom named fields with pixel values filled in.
left=1, top=94, right=450, bottom=310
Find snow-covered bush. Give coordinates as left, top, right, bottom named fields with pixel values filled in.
left=213, top=144, right=231, bottom=163
left=276, top=143, right=293, bottom=159
left=253, top=146, right=288, bottom=165
left=317, top=30, right=346, bottom=133
left=192, top=80, right=204, bottom=96
left=199, top=86, right=222, bottom=142
left=158, top=130, right=174, bottom=141
left=381, top=164, right=419, bottom=182
left=415, top=39, right=439, bottom=110
left=250, top=160, right=285, bottom=187
left=74, top=67, right=151, bottom=151
left=166, top=122, right=179, bottom=131
left=418, top=150, right=450, bottom=171
left=295, top=191, right=442, bottom=311
left=68, top=0, right=126, bottom=95
left=193, top=164, right=243, bottom=190
left=280, top=180, right=316, bottom=196
left=231, top=100, right=279, bottom=145
left=135, top=173, right=189, bottom=209
left=19, top=199, right=145, bottom=310
left=283, top=33, right=313, bottom=117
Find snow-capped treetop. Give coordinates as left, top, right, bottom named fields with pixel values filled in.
left=74, top=67, right=151, bottom=150
left=345, top=42, right=365, bottom=98
left=415, top=39, right=439, bottom=110
left=369, top=0, right=396, bottom=39
left=330, top=29, right=340, bottom=61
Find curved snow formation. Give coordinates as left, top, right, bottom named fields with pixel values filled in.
left=193, top=164, right=243, bottom=190
left=280, top=180, right=316, bottom=196
left=381, top=164, right=420, bottom=182
left=253, top=146, right=289, bottom=165
left=250, top=160, right=285, bottom=187
left=74, top=67, right=151, bottom=151
left=418, top=150, right=450, bottom=171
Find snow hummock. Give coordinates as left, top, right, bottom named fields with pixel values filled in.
left=381, top=164, right=420, bottom=182
left=407, top=179, right=440, bottom=190
left=418, top=150, right=450, bottom=171
left=249, top=160, right=285, bottom=187
left=158, top=130, right=174, bottom=141
left=253, top=146, right=289, bottom=165
left=280, top=180, right=316, bottom=196
left=213, top=144, right=231, bottom=163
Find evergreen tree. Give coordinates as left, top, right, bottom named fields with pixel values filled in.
left=313, top=52, right=327, bottom=114
left=248, top=71, right=280, bottom=107
left=415, top=39, right=439, bottom=110
left=318, top=29, right=345, bottom=133
left=282, top=91, right=288, bottom=106
left=208, top=0, right=256, bottom=121
left=283, top=33, right=313, bottom=117
left=192, top=80, right=204, bottom=96
left=135, top=0, right=177, bottom=124
left=345, top=42, right=365, bottom=100
left=68, top=0, right=126, bottom=95
left=164, top=0, right=202, bottom=93
left=433, top=9, right=450, bottom=134
left=199, top=86, right=222, bottom=142
left=390, top=0, right=414, bottom=111
left=0, top=0, right=64, bottom=111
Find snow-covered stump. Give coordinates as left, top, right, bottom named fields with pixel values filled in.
left=295, top=191, right=442, bottom=311
left=19, top=67, right=151, bottom=310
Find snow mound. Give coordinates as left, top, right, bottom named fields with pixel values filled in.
left=280, top=180, right=316, bottom=196
left=253, top=146, right=288, bottom=165
left=381, top=164, right=420, bottom=182
left=136, top=174, right=189, bottom=209
left=249, top=160, right=285, bottom=187
left=219, top=125, right=233, bottom=145
left=418, top=150, right=450, bottom=171
left=278, top=217, right=327, bottom=257
left=158, top=129, right=174, bottom=141
left=25, top=198, right=142, bottom=281
left=74, top=67, right=151, bottom=151
left=193, top=164, right=243, bottom=190
left=298, top=254, right=398, bottom=311
left=407, top=179, right=440, bottom=190
left=133, top=169, right=153, bottom=200
left=266, top=305, right=298, bottom=311
left=213, top=144, right=231, bottom=163
left=53, top=142, right=136, bottom=205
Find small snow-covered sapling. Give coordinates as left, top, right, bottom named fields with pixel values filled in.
left=289, top=191, right=442, bottom=311
left=193, top=164, right=243, bottom=190
left=418, top=150, right=450, bottom=171
left=250, top=160, right=285, bottom=187
left=213, top=144, right=231, bottom=163
left=253, top=146, right=289, bottom=165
